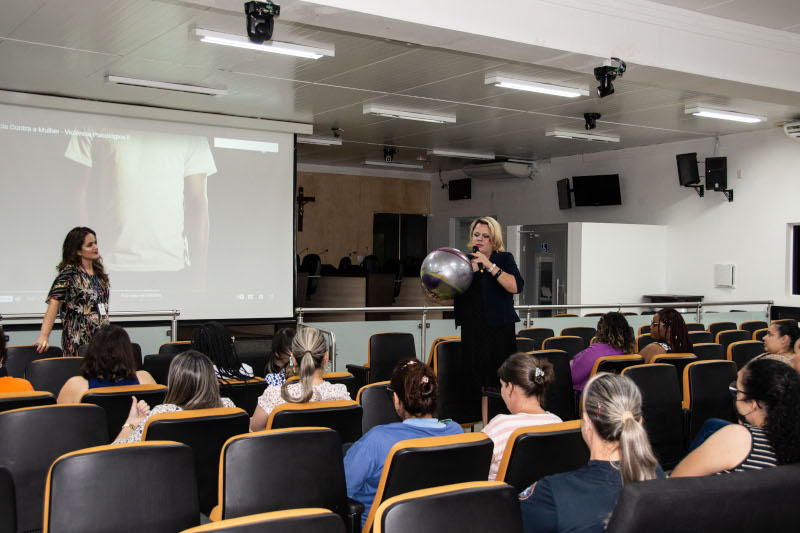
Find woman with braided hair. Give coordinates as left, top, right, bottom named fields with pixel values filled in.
left=672, top=358, right=800, bottom=477
left=639, top=307, right=693, bottom=363
left=520, top=372, right=663, bottom=533
left=249, top=326, right=350, bottom=431
left=191, top=321, right=253, bottom=380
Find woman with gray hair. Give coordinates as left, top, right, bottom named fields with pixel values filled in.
left=520, top=372, right=663, bottom=533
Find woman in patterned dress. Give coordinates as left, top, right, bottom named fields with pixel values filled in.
left=35, top=227, right=110, bottom=357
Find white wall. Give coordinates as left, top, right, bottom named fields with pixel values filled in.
left=429, top=127, right=800, bottom=307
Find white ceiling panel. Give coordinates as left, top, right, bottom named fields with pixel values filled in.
left=651, top=0, right=800, bottom=30
left=0, top=0, right=47, bottom=37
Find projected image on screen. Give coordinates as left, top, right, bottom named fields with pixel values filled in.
left=0, top=103, right=294, bottom=320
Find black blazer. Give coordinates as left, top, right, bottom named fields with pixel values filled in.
left=454, top=251, right=524, bottom=328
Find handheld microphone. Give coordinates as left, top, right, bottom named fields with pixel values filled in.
left=472, top=245, right=484, bottom=273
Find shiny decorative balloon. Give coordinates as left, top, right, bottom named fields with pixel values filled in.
left=420, top=247, right=473, bottom=299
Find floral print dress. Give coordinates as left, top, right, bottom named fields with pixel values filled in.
left=47, top=265, right=110, bottom=356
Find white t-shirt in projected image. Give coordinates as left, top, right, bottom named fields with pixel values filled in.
left=64, top=131, right=217, bottom=272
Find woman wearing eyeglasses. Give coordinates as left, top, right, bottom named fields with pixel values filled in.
left=638, top=307, right=693, bottom=363
left=671, top=358, right=800, bottom=477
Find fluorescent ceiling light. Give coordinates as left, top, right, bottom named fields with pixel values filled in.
left=507, top=158, right=535, bottom=164
left=105, top=75, right=227, bottom=96
left=363, top=104, right=456, bottom=124
left=213, top=137, right=279, bottom=153
left=485, top=75, right=589, bottom=98
left=428, top=148, right=494, bottom=160
left=545, top=130, right=620, bottom=143
left=685, top=107, right=766, bottom=124
left=363, top=160, right=424, bottom=170
left=296, top=135, right=343, bottom=146
left=194, top=28, right=334, bottom=59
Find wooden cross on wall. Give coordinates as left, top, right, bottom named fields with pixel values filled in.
left=296, top=187, right=315, bottom=232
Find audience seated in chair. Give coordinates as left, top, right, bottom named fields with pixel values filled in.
left=264, top=328, right=297, bottom=386
left=482, top=353, right=562, bottom=480
left=112, top=350, right=236, bottom=443
left=344, top=359, right=463, bottom=526
left=752, top=321, right=799, bottom=366
left=250, top=326, right=350, bottom=431
left=520, top=372, right=664, bottom=533
left=570, top=312, right=634, bottom=393
left=639, top=308, right=693, bottom=363
left=672, top=358, right=800, bottom=477
left=193, top=322, right=254, bottom=379
left=57, top=325, right=155, bottom=403
left=0, top=326, right=33, bottom=393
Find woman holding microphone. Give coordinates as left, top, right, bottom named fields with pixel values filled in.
left=35, top=227, right=110, bottom=357
left=427, top=216, right=524, bottom=425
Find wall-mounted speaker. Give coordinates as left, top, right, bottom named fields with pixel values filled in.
left=705, top=157, right=727, bottom=191
left=448, top=178, right=471, bottom=200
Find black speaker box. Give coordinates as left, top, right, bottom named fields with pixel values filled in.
left=448, top=178, right=471, bottom=200
left=705, top=157, right=727, bottom=191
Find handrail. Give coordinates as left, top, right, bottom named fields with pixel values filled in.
left=0, top=310, right=181, bottom=342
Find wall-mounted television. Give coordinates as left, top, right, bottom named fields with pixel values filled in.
left=571, top=174, right=622, bottom=206
left=557, top=178, right=572, bottom=209
left=676, top=152, right=700, bottom=186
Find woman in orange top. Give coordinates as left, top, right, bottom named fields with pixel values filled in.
left=0, top=326, right=34, bottom=392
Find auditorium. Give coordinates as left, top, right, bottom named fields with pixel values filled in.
left=1, top=1, right=800, bottom=532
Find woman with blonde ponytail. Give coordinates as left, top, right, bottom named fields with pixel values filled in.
left=249, top=326, right=350, bottom=431
left=520, top=372, right=663, bottom=533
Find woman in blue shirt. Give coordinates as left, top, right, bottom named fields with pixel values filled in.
left=344, top=359, right=462, bottom=525
left=520, top=372, right=663, bottom=533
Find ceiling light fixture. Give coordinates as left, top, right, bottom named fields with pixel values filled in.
left=545, top=130, right=620, bottom=143
left=363, top=160, right=424, bottom=169
left=105, top=75, right=227, bottom=96
left=363, top=104, right=456, bottom=124
left=428, top=148, right=494, bottom=160
left=194, top=28, right=334, bottom=59
left=684, top=107, right=766, bottom=124
left=485, top=75, right=588, bottom=98
left=296, top=134, right=343, bottom=146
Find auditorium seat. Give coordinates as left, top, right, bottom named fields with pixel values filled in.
left=144, top=352, right=177, bottom=385
left=708, top=321, right=737, bottom=340
left=688, top=331, right=713, bottom=345
left=516, top=328, right=554, bottom=351
left=515, top=337, right=538, bottom=353
left=210, top=428, right=360, bottom=530
left=649, top=354, right=696, bottom=396
left=184, top=509, right=345, bottom=533
left=346, top=333, right=416, bottom=391
left=691, top=343, right=725, bottom=361
left=267, top=400, right=362, bottom=445
left=752, top=328, right=768, bottom=341
left=560, top=327, right=596, bottom=350
left=81, top=384, right=168, bottom=442
left=590, top=355, right=644, bottom=378
left=583, top=312, right=604, bottom=317
left=606, top=464, right=800, bottom=533
left=530, top=349, right=574, bottom=422
left=621, top=364, right=683, bottom=469
left=426, top=336, right=460, bottom=366
left=685, top=322, right=706, bottom=332
left=233, top=339, right=271, bottom=378
left=682, top=360, right=737, bottom=443
left=635, top=333, right=653, bottom=353
left=638, top=324, right=651, bottom=336
left=495, top=420, right=588, bottom=491
left=739, top=320, right=768, bottom=336
left=542, top=336, right=584, bottom=359
left=553, top=313, right=578, bottom=318
left=361, top=433, right=493, bottom=533
left=143, top=407, right=249, bottom=516
left=0, top=404, right=107, bottom=533
left=0, top=391, right=56, bottom=413
left=44, top=442, right=199, bottom=533
left=715, top=330, right=751, bottom=355
left=4, top=345, right=62, bottom=378
left=0, top=467, right=14, bottom=533
left=158, top=340, right=191, bottom=356
left=727, top=340, right=765, bottom=370
left=373, top=481, right=522, bottom=533
left=431, top=339, right=480, bottom=425
left=25, top=357, right=82, bottom=396
left=357, top=382, right=401, bottom=434
left=218, top=378, right=268, bottom=416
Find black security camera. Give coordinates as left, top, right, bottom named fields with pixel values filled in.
left=384, top=146, right=397, bottom=162
left=584, top=113, right=601, bottom=130
left=593, top=58, right=626, bottom=98
left=245, top=1, right=280, bottom=44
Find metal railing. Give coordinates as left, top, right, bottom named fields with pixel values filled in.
left=296, top=300, right=773, bottom=367
left=0, top=310, right=181, bottom=342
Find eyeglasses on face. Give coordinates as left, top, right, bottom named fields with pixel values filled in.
left=729, top=381, right=746, bottom=400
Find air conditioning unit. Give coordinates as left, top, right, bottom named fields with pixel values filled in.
left=784, top=121, right=800, bottom=142
left=462, top=162, right=534, bottom=180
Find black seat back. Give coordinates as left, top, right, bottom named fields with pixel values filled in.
left=143, top=407, right=250, bottom=516
left=635, top=333, right=653, bottom=352
left=357, top=382, right=402, bottom=434
left=323, top=372, right=359, bottom=400
left=158, top=341, right=191, bottom=356
left=560, top=327, right=596, bottom=349
left=433, top=340, right=480, bottom=424
left=218, top=379, right=268, bottom=416
left=685, top=322, right=706, bottom=332
left=542, top=336, right=584, bottom=359
left=0, top=391, right=56, bottom=413
left=692, top=343, right=724, bottom=361
left=144, top=353, right=177, bottom=385
left=25, top=357, right=82, bottom=396
left=4, top=345, right=62, bottom=378
left=728, top=340, right=766, bottom=370
left=530, top=350, right=574, bottom=422
left=190, top=510, right=345, bottom=533
left=517, top=328, right=554, bottom=351
left=683, top=360, right=737, bottom=443
left=688, top=331, right=714, bottom=345
left=368, top=333, right=417, bottom=383
left=268, top=401, right=363, bottom=445
left=739, top=321, right=768, bottom=335
left=0, top=467, right=14, bottom=533
left=593, top=356, right=644, bottom=376
left=81, top=385, right=168, bottom=442
left=716, top=330, right=751, bottom=355
left=621, top=364, right=683, bottom=469
left=233, top=339, right=271, bottom=378
left=708, top=321, right=737, bottom=340
left=650, top=355, right=697, bottom=396
left=514, top=337, right=538, bottom=353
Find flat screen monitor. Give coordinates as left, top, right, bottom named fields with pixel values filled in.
left=571, top=174, right=622, bottom=207
left=557, top=178, right=572, bottom=209
left=676, top=152, right=700, bottom=186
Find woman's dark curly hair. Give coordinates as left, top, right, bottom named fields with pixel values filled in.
left=80, top=325, right=137, bottom=382
left=654, top=308, right=693, bottom=354
left=57, top=227, right=109, bottom=285
left=390, top=359, right=438, bottom=417
left=595, top=312, right=635, bottom=353
left=741, top=358, right=800, bottom=465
